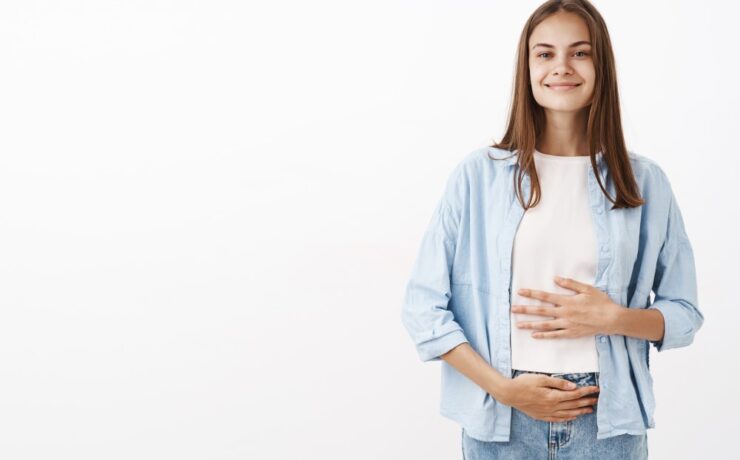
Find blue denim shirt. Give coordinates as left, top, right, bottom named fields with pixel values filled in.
left=400, top=146, right=704, bottom=442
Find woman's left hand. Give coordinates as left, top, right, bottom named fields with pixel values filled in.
left=511, top=276, right=624, bottom=339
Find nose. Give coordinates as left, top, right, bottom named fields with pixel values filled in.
left=552, top=54, right=574, bottom=76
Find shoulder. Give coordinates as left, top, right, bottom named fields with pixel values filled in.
left=439, top=146, right=508, bottom=211
left=452, top=146, right=513, bottom=179
left=627, top=150, right=665, bottom=177
left=445, top=145, right=511, bottom=184
left=625, top=149, right=673, bottom=196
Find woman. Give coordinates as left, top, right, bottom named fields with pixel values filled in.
left=399, top=0, right=704, bottom=458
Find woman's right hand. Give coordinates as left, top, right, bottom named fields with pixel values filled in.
left=499, top=373, right=600, bottom=422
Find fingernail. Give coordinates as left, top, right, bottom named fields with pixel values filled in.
left=567, top=382, right=577, bottom=389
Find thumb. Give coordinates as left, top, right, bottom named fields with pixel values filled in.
left=545, top=376, right=577, bottom=390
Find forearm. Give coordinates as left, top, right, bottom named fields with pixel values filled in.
left=608, top=304, right=665, bottom=342
left=440, top=343, right=511, bottom=402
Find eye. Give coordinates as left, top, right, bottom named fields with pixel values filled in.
left=575, top=50, right=590, bottom=57
left=537, top=52, right=550, bottom=58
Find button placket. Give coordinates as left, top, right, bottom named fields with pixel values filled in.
left=587, top=164, right=612, bottom=353
left=497, top=169, right=529, bottom=374
left=587, top=166, right=611, bottom=290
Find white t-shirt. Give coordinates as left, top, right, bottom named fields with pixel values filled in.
left=510, top=149, right=600, bottom=373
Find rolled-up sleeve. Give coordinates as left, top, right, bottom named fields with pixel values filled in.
left=400, top=171, right=469, bottom=362
left=647, top=183, right=704, bottom=352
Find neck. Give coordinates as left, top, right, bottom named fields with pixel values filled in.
left=537, top=108, right=589, bottom=156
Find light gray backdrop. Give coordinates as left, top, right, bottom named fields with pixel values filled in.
left=0, top=1, right=735, bottom=459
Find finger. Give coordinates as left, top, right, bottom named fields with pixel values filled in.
left=544, top=376, right=579, bottom=391
left=556, top=397, right=599, bottom=410
left=532, top=329, right=569, bottom=339
left=510, top=304, right=561, bottom=317
left=517, top=288, right=565, bottom=305
left=516, top=319, right=565, bottom=331
left=556, top=386, right=601, bottom=401
left=551, top=407, right=594, bottom=418
left=554, top=276, right=591, bottom=294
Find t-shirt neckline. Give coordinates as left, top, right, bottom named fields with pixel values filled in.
left=534, top=149, right=592, bottom=161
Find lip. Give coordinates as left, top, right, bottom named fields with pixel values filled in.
left=545, top=83, right=581, bottom=91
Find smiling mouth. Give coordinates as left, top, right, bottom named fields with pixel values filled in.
left=545, top=83, right=581, bottom=90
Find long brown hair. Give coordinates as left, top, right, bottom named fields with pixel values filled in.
left=490, top=0, right=645, bottom=210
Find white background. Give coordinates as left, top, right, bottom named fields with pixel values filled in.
left=0, top=1, right=736, bottom=459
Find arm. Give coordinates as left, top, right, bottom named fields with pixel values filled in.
left=400, top=162, right=596, bottom=420
left=610, top=174, right=704, bottom=350
left=645, top=188, right=704, bottom=351
left=481, top=175, right=702, bottom=348
left=400, top=196, right=469, bottom=362
left=442, top=342, right=598, bottom=422
left=607, top=306, right=665, bottom=342
left=440, top=342, right=512, bottom=401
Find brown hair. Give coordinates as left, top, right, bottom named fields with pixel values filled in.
left=490, top=0, right=644, bottom=210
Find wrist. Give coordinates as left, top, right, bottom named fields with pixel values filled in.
left=604, top=302, right=626, bottom=335
left=486, top=373, right=514, bottom=405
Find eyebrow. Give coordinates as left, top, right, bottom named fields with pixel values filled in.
left=531, top=40, right=591, bottom=50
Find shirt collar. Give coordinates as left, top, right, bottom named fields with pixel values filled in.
left=488, top=147, right=605, bottom=168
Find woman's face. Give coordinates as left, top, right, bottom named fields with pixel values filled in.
left=528, top=11, right=595, bottom=115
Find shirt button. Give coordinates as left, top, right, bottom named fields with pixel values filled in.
left=600, top=336, right=607, bottom=343
left=595, top=207, right=603, bottom=214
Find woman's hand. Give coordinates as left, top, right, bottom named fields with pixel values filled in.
left=511, top=276, right=623, bottom=339
left=499, top=373, right=600, bottom=422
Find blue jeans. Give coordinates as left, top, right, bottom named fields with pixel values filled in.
left=461, top=369, right=648, bottom=459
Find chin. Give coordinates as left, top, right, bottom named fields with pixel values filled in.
left=540, top=99, right=590, bottom=112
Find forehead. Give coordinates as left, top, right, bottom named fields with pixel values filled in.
left=529, top=12, right=590, bottom=47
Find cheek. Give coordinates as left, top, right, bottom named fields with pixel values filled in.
left=529, top=68, right=546, bottom=91
left=578, top=64, right=596, bottom=82
left=580, top=78, right=596, bottom=97
left=529, top=64, right=544, bottom=80
left=529, top=60, right=545, bottom=76
left=530, top=79, right=545, bottom=99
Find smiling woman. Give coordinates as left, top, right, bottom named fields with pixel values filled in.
left=399, top=0, right=704, bottom=459
left=529, top=15, right=595, bottom=114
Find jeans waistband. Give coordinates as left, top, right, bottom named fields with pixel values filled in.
left=512, top=369, right=599, bottom=387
